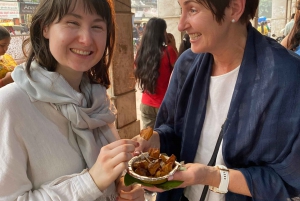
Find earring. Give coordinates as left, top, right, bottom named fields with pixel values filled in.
left=231, top=19, right=236, bottom=23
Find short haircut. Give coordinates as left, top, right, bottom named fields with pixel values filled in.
left=196, top=0, right=258, bottom=24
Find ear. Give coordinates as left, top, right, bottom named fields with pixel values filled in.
left=43, top=26, right=50, bottom=39
left=229, top=0, right=246, bottom=22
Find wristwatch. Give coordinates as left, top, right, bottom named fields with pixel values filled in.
left=209, top=165, right=229, bottom=194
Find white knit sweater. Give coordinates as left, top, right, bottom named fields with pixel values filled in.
left=0, top=83, right=118, bottom=201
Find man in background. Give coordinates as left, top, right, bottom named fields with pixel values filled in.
left=284, top=13, right=295, bottom=36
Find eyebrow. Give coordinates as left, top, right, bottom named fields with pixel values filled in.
left=179, top=0, right=198, bottom=6
left=65, top=13, right=105, bottom=22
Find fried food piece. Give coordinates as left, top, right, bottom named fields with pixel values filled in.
left=159, top=154, right=168, bottom=163
left=140, top=126, right=153, bottom=140
left=148, top=159, right=161, bottom=176
left=160, top=162, right=173, bottom=176
left=132, top=160, right=149, bottom=169
left=134, top=167, right=148, bottom=176
left=166, top=154, right=176, bottom=165
left=148, top=148, right=160, bottom=159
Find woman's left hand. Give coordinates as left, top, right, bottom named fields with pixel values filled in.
left=143, top=163, right=214, bottom=192
left=117, top=177, right=145, bottom=201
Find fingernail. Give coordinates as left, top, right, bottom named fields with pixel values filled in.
left=168, top=175, right=174, bottom=181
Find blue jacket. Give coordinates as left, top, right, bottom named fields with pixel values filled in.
left=154, top=25, right=300, bottom=201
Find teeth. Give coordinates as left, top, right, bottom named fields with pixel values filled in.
left=189, top=33, right=201, bottom=40
left=71, top=48, right=91, bottom=55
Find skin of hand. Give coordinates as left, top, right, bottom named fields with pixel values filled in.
left=89, top=139, right=139, bottom=192
left=116, top=177, right=145, bottom=201
left=0, top=72, right=13, bottom=88
left=142, top=163, right=214, bottom=193
left=132, top=131, right=160, bottom=155
left=143, top=163, right=251, bottom=197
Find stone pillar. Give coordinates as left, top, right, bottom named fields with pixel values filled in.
left=110, top=0, right=140, bottom=139
left=157, top=0, right=181, bottom=49
left=271, top=0, right=289, bottom=36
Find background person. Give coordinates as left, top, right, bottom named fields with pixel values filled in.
left=133, top=0, right=300, bottom=201
left=0, top=26, right=17, bottom=88
left=167, top=32, right=179, bottom=55
left=134, top=17, right=178, bottom=129
left=283, top=13, right=295, bottom=36
left=257, top=21, right=269, bottom=36
left=0, top=0, right=144, bottom=200
left=178, top=33, right=191, bottom=57
left=281, top=1, right=300, bottom=55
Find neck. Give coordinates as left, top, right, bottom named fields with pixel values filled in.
left=211, top=24, right=247, bottom=76
left=56, top=67, right=83, bottom=92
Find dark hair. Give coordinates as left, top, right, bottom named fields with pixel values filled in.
left=134, top=17, right=167, bottom=94
left=287, top=0, right=300, bottom=51
left=0, top=26, right=10, bottom=41
left=196, top=0, right=258, bottom=24
left=178, top=33, right=191, bottom=56
left=291, top=13, right=295, bottom=20
left=22, top=0, right=116, bottom=88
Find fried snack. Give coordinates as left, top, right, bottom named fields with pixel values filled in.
left=140, top=126, right=153, bottom=141
left=148, top=148, right=160, bottom=159
left=148, top=159, right=161, bottom=175
left=132, top=149, right=178, bottom=178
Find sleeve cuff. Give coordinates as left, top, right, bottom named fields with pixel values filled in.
left=75, top=169, right=103, bottom=200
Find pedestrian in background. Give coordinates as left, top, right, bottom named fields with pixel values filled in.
left=281, top=1, right=300, bottom=55
left=283, top=13, right=295, bottom=36
left=0, top=25, right=17, bottom=88
left=178, top=33, right=191, bottom=56
left=135, top=17, right=178, bottom=129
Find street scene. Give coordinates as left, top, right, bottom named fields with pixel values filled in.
left=1, top=0, right=300, bottom=201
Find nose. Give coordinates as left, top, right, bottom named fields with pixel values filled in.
left=78, top=28, right=93, bottom=46
left=178, top=14, right=188, bottom=32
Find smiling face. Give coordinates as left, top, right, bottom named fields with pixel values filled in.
left=178, top=0, right=232, bottom=54
left=43, top=0, right=107, bottom=76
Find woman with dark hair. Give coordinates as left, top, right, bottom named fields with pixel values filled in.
left=178, top=33, right=191, bottom=56
left=0, top=0, right=144, bottom=200
left=0, top=25, right=17, bottom=88
left=281, top=0, right=300, bottom=55
left=135, top=17, right=178, bottom=129
left=133, top=0, right=300, bottom=200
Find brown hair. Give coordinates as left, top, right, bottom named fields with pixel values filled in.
left=287, top=0, right=300, bottom=51
left=0, top=26, right=10, bottom=41
left=197, top=0, right=258, bottom=24
left=22, top=0, right=116, bottom=88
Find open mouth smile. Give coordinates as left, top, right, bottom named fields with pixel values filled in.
left=71, top=48, right=92, bottom=56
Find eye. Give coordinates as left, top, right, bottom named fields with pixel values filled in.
left=67, top=21, right=79, bottom=26
left=92, top=25, right=104, bottom=30
left=189, top=8, right=197, bottom=14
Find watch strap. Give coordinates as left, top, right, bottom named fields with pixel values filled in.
left=209, top=165, right=229, bottom=194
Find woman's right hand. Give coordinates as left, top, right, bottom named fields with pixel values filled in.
left=88, top=139, right=139, bottom=191
left=132, top=131, right=160, bottom=155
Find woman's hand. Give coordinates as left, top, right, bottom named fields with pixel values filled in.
left=131, top=131, right=160, bottom=155
left=89, top=139, right=139, bottom=191
left=116, top=177, right=145, bottom=201
left=143, top=163, right=217, bottom=192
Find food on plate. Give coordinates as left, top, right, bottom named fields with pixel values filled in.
left=140, top=126, right=153, bottom=141
left=132, top=148, right=177, bottom=177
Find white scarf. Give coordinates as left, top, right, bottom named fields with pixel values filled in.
left=12, top=61, right=119, bottom=201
